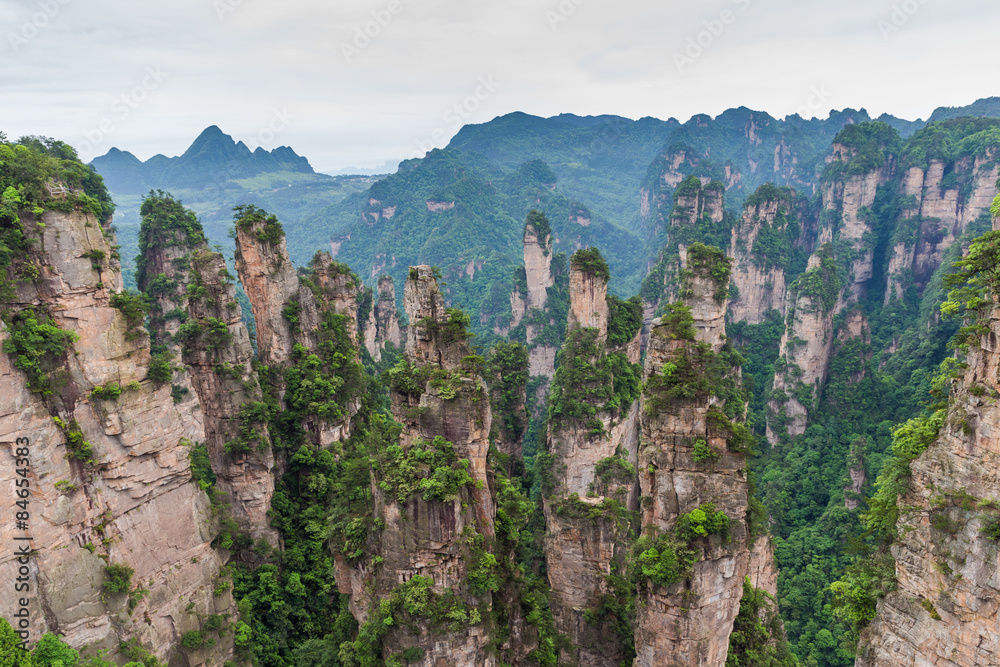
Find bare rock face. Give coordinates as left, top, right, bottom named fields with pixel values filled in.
left=857, top=307, right=1000, bottom=667
left=375, top=275, right=403, bottom=349
left=140, top=209, right=276, bottom=541
left=568, top=267, right=609, bottom=342
left=233, top=220, right=300, bottom=367
left=339, top=266, right=497, bottom=666
left=542, top=259, right=641, bottom=666
left=728, top=190, right=794, bottom=324
left=767, top=249, right=840, bottom=441
left=0, top=209, right=233, bottom=665
left=885, top=154, right=999, bottom=303
left=360, top=276, right=402, bottom=363
left=633, top=263, right=753, bottom=667
left=524, top=219, right=554, bottom=311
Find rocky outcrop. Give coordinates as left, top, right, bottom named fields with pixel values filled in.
left=524, top=216, right=554, bottom=311
left=885, top=154, right=999, bottom=303
left=857, top=302, right=1000, bottom=666
left=139, top=201, right=275, bottom=541
left=372, top=275, right=403, bottom=356
left=767, top=247, right=840, bottom=441
left=232, top=217, right=300, bottom=367
left=633, top=246, right=757, bottom=667
left=0, top=207, right=234, bottom=664
left=542, top=251, right=642, bottom=666
left=728, top=186, right=796, bottom=324
left=235, top=217, right=362, bottom=445
left=821, top=142, right=894, bottom=301
left=338, top=266, right=497, bottom=666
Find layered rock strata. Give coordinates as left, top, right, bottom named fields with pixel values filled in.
left=543, top=253, right=641, bottom=666
left=339, top=266, right=498, bottom=666
left=885, top=154, right=999, bottom=303
left=138, top=203, right=275, bottom=540
left=728, top=187, right=795, bottom=324
left=0, top=207, right=234, bottom=664
left=767, top=248, right=840, bottom=440
left=234, top=218, right=361, bottom=445
left=857, top=300, right=1000, bottom=666
left=634, top=247, right=755, bottom=667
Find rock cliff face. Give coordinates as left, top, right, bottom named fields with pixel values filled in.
left=234, top=217, right=362, bottom=445
left=232, top=219, right=300, bottom=368
left=820, top=144, right=894, bottom=301
left=138, top=202, right=275, bottom=540
left=0, top=207, right=233, bottom=665
left=524, top=218, right=554, bottom=311
left=885, top=154, right=999, bottom=303
left=857, top=301, right=1000, bottom=666
left=543, top=254, right=641, bottom=667
left=767, top=249, right=840, bottom=440
left=635, top=248, right=752, bottom=667
left=338, top=266, right=498, bottom=666
left=634, top=247, right=755, bottom=667
left=728, top=188, right=796, bottom=324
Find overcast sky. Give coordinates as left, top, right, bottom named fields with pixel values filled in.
left=2, top=0, right=997, bottom=173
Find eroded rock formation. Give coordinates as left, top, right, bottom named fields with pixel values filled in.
left=542, top=251, right=641, bottom=666
left=634, top=246, right=758, bottom=667
left=0, top=206, right=234, bottom=665
left=138, top=199, right=275, bottom=540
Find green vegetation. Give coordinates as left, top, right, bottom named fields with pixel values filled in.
left=1, top=308, right=78, bottom=395
left=726, top=577, right=797, bottom=667
left=547, top=327, right=641, bottom=431
left=486, top=341, right=530, bottom=447
left=822, top=122, right=902, bottom=181
left=632, top=503, right=730, bottom=589
left=684, top=242, right=732, bottom=303
left=103, top=562, right=135, bottom=594
left=525, top=209, right=552, bottom=246
left=371, top=435, right=479, bottom=503
left=109, top=290, right=149, bottom=340
left=0, top=619, right=161, bottom=667
left=570, top=247, right=611, bottom=282
left=791, top=244, right=840, bottom=314
left=606, top=294, right=643, bottom=347
left=134, top=191, right=206, bottom=289
left=234, top=203, right=285, bottom=243
left=644, top=338, right=746, bottom=417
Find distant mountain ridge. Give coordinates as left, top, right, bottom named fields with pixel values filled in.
left=91, top=125, right=315, bottom=195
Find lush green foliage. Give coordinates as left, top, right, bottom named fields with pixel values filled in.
left=606, top=294, right=643, bottom=347
left=371, top=434, right=479, bottom=503
left=486, top=341, right=530, bottom=446
left=571, top=247, right=611, bottom=282
left=2, top=308, right=78, bottom=396
left=109, top=290, right=149, bottom=340
left=234, top=203, right=285, bottom=243
left=632, top=504, right=729, bottom=589
left=547, top=327, right=641, bottom=431
left=726, top=577, right=797, bottom=667
left=103, top=562, right=135, bottom=594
